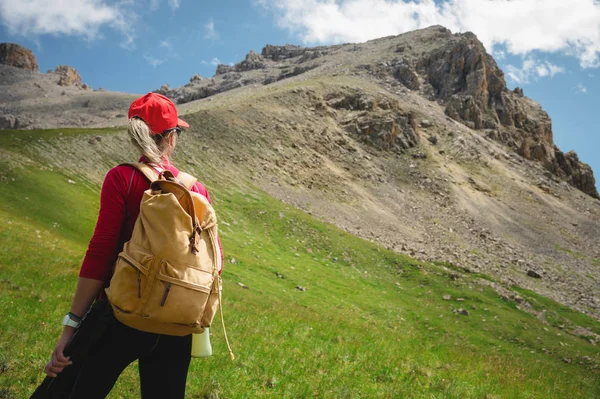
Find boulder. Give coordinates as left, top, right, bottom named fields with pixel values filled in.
left=527, top=270, right=542, bottom=279
left=0, top=43, right=38, bottom=71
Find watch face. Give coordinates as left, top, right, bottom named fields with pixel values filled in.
left=62, top=314, right=79, bottom=327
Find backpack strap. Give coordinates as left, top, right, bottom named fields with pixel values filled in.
left=121, top=163, right=198, bottom=190
left=177, top=172, right=198, bottom=190
left=120, top=163, right=160, bottom=183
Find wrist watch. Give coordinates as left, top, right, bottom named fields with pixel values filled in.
left=62, top=312, right=82, bottom=328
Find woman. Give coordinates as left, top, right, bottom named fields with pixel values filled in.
left=44, top=93, right=221, bottom=398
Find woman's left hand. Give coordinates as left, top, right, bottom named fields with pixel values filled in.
left=44, top=327, right=75, bottom=377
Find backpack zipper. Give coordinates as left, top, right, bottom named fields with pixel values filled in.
left=137, top=271, right=141, bottom=298
left=121, top=256, right=142, bottom=299
left=160, top=283, right=172, bottom=306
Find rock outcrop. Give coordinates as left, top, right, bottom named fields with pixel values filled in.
left=416, top=28, right=598, bottom=198
left=0, top=114, right=22, bottom=129
left=394, top=64, right=420, bottom=91
left=0, top=43, right=38, bottom=71
left=234, top=50, right=265, bottom=72
left=215, top=64, right=232, bottom=75
left=148, top=26, right=597, bottom=198
left=327, top=89, right=419, bottom=152
left=261, top=44, right=328, bottom=63
left=261, top=44, right=306, bottom=61
left=418, top=31, right=510, bottom=131
left=554, top=151, right=598, bottom=198
left=54, top=65, right=82, bottom=87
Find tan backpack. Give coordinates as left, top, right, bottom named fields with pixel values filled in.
left=106, top=163, right=226, bottom=340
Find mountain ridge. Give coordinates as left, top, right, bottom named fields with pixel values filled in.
left=2, top=26, right=596, bottom=198
left=1, top=26, right=599, bottom=321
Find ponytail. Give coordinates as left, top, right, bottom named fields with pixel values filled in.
left=127, top=118, right=175, bottom=164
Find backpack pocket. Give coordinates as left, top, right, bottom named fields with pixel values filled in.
left=143, top=260, right=215, bottom=326
left=107, top=252, right=150, bottom=313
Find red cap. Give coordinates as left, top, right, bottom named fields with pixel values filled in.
left=128, top=93, right=189, bottom=135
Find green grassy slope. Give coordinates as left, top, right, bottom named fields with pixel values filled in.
left=0, top=129, right=599, bottom=399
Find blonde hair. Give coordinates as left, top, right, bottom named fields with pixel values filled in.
left=127, top=118, right=176, bottom=164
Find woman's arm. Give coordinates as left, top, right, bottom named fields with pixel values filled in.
left=44, top=277, right=105, bottom=377
left=70, top=277, right=106, bottom=317
left=45, top=167, right=129, bottom=377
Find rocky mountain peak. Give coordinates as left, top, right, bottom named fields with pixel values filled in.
left=0, top=43, right=38, bottom=72
left=1, top=27, right=597, bottom=200
left=414, top=29, right=597, bottom=198
left=2, top=28, right=600, bottom=320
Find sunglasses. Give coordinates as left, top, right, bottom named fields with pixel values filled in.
left=162, top=126, right=182, bottom=137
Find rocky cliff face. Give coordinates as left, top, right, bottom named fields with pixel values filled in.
left=1, top=30, right=596, bottom=199
left=154, top=27, right=597, bottom=199
left=0, top=43, right=38, bottom=71
left=2, top=27, right=600, bottom=320
left=412, top=29, right=598, bottom=198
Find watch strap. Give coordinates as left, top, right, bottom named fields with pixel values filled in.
left=68, top=312, right=82, bottom=322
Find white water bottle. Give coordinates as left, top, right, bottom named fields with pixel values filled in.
left=191, top=328, right=212, bottom=357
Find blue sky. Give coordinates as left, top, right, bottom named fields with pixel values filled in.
left=0, top=0, right=598, bottom=188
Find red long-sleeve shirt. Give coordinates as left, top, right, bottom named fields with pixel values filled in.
left=80, top=158, right=223, bottom=283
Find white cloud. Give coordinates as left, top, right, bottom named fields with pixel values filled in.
left=148, top=0, right=179, bottom=11
left=577, top=83, right=588, bottom=93
left=144, top=39, right=179, bottom=66
left=143, top=54, right=165, bottom=67
left=203, top=19, right=219, bottom=40
left=200, top=60, right=208, bottom=65
left=506, top=58, right=565, bottom=84
left=493, top=49, right=506, bottom=61
left=159, top=40, right=172, bottom=50
left=211, top=57, right=221, bottom=66
left=0, top=0, right=134, bottom=46
left=257, top=0, right=600, bottom=68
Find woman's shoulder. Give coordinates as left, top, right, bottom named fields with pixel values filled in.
left=191, top=180, right=209, bottom=197
left=106, top=164, right=138, bottom=180
left=101, top=164, right=142, bottom=189
left=165, top=164, right=211, bottom=199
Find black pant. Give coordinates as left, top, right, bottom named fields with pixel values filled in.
left=69, top=313, right=192, bottom=399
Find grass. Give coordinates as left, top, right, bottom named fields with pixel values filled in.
left=1, top=129, right=599, bottom=398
